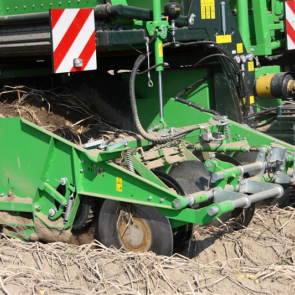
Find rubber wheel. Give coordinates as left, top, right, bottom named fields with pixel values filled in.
left=72, top=196, right=93, bottom=231
left=97, top=200, right=173, bottom=256
left=153, top=170, right=192, bottom=252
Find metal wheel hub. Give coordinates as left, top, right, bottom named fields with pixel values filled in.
left=117, top=211, right=152, bottom=252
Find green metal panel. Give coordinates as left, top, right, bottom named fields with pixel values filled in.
left=0, top=0, right=98, bottom=15
left=121, top=69, right=212, bottom=130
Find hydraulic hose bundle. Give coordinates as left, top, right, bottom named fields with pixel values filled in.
left=129, top=40, right=249, bottom=143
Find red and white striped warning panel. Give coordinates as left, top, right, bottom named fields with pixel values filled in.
left=286, top=1, right=295, bottom=50
left=50, top=8, right=97, bottom=73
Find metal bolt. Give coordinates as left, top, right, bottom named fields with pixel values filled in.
left=173, top=199, right=182, bottom=209
left=80, top=169, right=84, bottom=173
left=49, top=208, right=56, bottom=217
left=8, top=191, right=12, bottom=196
left=81, top=160, right=86, bottom=164
left=60, top=178, right=67, bottom=186
left=148, top=196, right=153, bottom=201
left=205, top=162, right=212, bottom=168
left=35, top=205, right=41, bottom=211
left=0, top=193, right=4, bottom=197
left=160, top=198, right=164, bottom=203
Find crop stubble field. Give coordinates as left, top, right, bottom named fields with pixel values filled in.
left=0, top=86, right=294, bottom=294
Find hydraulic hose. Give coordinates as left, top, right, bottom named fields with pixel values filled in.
left=129, top=52, right=200, bottom=143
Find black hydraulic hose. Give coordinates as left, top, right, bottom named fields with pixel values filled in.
left=244, top=107, right=278, bottom=119
left=176, top=40, right=250, bottom=117
left=174, top=96, right=219, bottom=115
left=129, top=53, right=201, bottom=143
left=137, top=62, right=168, bottom=75
left=193, top=54, right=235, bottom=69
left=174, top=76, right=220, bottom=116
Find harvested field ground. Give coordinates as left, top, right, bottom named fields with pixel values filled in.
left=0, top=86, right=294, bottom=294
left=0, top=206, right=294, bottom=295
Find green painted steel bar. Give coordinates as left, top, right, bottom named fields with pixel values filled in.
left=236, top=0, right=251, bottom=52
left=0, top=201, right=33, bottom=212
left=158, top=201, right=235, bottom=225
left=153, top=0, right=164, bottom=71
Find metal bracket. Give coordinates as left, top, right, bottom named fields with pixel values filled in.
left=83, top=139, right=105, bottom=149
left=239, top=179, right=284, bottom=198
left=107, top=139, right=128, bottom=151
left=214, top=189, right=249, bottom=203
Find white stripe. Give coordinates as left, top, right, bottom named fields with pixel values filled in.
left=84, top=51, right=97, bottom=71
left=52, top=9, right=79, bottom=51
left=55, top=11, right=95, bottom=73
left=287, top=35, right=295, bottom=50
left=286, top=3, right=295, bottom=30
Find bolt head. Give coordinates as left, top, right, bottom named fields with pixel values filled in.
left=60, top=178, right=67, bottom=186
left=148, top=196, right=153, bottom=201
left=48, top=208, right=56, bottom=217
left=205, top=162, right=212, bottom=168
left=173, top=199, right=182, bottom=209
left=160, top=198, right=164, bottom=203
left=80, top=169, right=84, bottom=173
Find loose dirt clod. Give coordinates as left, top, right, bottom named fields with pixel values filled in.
left=0, top=206, right=293, bottom=295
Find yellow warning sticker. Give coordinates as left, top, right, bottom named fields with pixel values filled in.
left=116, top=177, right=122, bottom=192
left=248, top=61, right=255, bottom=72
left=236, top=43, right=243, bottom=54
left=158, top=43, right=163, bottom=58
left=201, top=0, right=215, bottom=20
left=216, top=35, right=232, bottom=44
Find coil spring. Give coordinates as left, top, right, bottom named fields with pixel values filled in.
left=126, top=150, right=135, bottom=173
left=225, top=123, right=231, bottom=140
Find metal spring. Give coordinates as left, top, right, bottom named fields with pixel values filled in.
left=225, top=123, right=231, bottom=140
left=126, top=150, right=135, bottom=173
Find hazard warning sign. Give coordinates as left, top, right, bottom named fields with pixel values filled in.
left=50, top=8, right=97, bottom=73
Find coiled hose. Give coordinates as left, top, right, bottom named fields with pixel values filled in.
left=129, top=51, right=201, bottom=144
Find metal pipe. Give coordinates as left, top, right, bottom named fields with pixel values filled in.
left=95, top=4, right=153, bottom=20
left=158, top=71, right=164, bottom=120
left=212, top=161, right=263, bottom=182
left=0, top=4, right=154, bottom=27
left=208, top=187, right=282, bottom=216
left=271, top=39, right=285, bottom=50
left=221, top=2, right=226, bottom=35
left=0, top=12, right=49, bottom=26
left=237, top=0, right=251, bottom=52
left=64, top=194, right=74, bottom=222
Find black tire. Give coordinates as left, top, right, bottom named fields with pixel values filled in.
left=153, top=170, right=193, bottom=252
left=97, top=200, right=173, bottom=256
left=72, top=196, right=94, bottom=231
